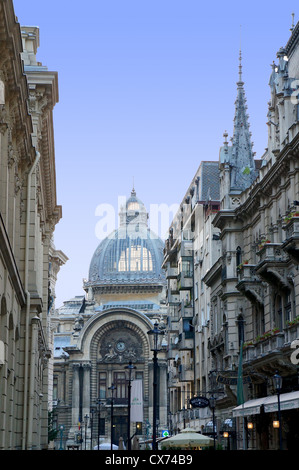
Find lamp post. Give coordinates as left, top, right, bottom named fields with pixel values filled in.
left=147, top=321, right=163, bottom=451
left=97, top=399, right=104, bottom=450
left=90, top=407, right=96, bottom=450
left=59, top=424, right=64, bottom=450
left=182, top=407, right=186, bottom=429
left=125, top=361, right=136, bottom=450
left=273, top=371, right=283, bottom=450
left=209, top=396, right=216, bottom=450
left=84, top=414, right=89, bottom=450
left=108, top=383, right=116, bottom=451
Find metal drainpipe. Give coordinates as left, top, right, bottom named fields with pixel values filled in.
left=22, top=151, right=40, bottom=450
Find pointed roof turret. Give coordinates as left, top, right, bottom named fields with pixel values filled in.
left=229, top=48, right=257, bottom=192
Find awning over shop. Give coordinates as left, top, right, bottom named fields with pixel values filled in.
left=264, top=391, right=299, bottom=413
left=233, top=397, right=267, bottom=417
left=232, top=391, right=299, bottom=417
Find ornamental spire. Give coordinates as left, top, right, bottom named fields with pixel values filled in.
left=238, top=47, right=243, bottom=85
left=229, top=47, right=257, bottom=192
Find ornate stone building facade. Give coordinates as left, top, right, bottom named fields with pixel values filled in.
left=163, top=22, right=299, bottom=450
left=53, top=190, right=168, bottom=449
left=0, top=1, right=62, bottom=449
left=205, top=25, right=299, bottom=450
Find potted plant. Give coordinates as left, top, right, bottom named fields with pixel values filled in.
left=258, top=239, right=271, bottom=250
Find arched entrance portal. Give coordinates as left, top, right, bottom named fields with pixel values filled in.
left=89, top=315, right=150, bottom=447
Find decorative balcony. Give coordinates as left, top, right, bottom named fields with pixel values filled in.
left=243, top=331, right=285, bottom=362
left=243, top=321, right=299, bottom=369
left=166, top=265, right=178, bottom=279
left=177, top=272, right=193, bottom=290
left=179, top=302, right=193, bottom=318
left=167, top=286, right=180, bottom=305
left=284, top=317, right=299, bottom=344
left=178, top=331, right=194, bottom=350
left=282, top=215, right=299, bottom=263
left=255, top=242, right=290, bottom=289
left=236, top=263, right=264, bottom=306
left=179, top=239, right=193, bottom=257
left=178, top=364, right=194, bottom=382
left=168, top=370, right=179, bottom=388
left=167, top=340, right=179, bottom=359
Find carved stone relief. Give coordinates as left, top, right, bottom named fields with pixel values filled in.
left=98, top=327, right=143, bottom=363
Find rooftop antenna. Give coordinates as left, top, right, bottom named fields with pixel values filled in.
left=290, top=12, right=295, bottom=32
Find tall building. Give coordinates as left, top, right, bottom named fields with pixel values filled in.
left=205, top=23, right=299, bottom=450
left=53, top=189, right=168, bottom=449
left=0, top=2, right=62, bottom=449
left=162, top=161, right=220, bottom=434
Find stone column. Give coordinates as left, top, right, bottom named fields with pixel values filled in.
left=71, top=363, right=81, bottom=428
left=82, top=362, right=91, bottom=418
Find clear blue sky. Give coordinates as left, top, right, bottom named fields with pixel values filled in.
left=13, top=0, right=297, bottom=308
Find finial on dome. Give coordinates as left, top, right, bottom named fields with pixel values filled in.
left=238, top=25, right=244, bottom=86
left=131, top=176, right=136, bottom=196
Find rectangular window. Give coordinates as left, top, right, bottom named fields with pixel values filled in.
left=135, top=371, right=143, bottom=381
left=114, top=372, right=127, bottom=399
left=99, top=418, right=105, bottom=436
left=53, top=376, right=58, bottom=401
left=99, top=372, right=106, bottom=399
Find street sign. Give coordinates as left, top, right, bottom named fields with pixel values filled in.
left=189, top=396, right=210, bottom=408
left=161, top=430, right=169, bottom=437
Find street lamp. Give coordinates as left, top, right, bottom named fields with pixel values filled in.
left=125, top=361, right=136, bottom=450
left=182, top=407, right=186, bottom=429
left=147, top=321, right=163, bottom=451
left=108, top=383, right=116, bottom=451
left=209, top=396, right=216, bottom=450
left=97, top=399, right=105, bottom=450
left=84, top=414, right=89, bottom=450
left=59, top=424, right=64, bottom=450
left=273, top=371, right=283, bottom=450
left=90, top=407, right=96, bottom=450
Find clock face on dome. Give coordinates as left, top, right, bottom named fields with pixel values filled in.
left=116, top=341, right=125, bottom=352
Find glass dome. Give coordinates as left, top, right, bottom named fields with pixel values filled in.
left=87, top=190, right=165, bottom=286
